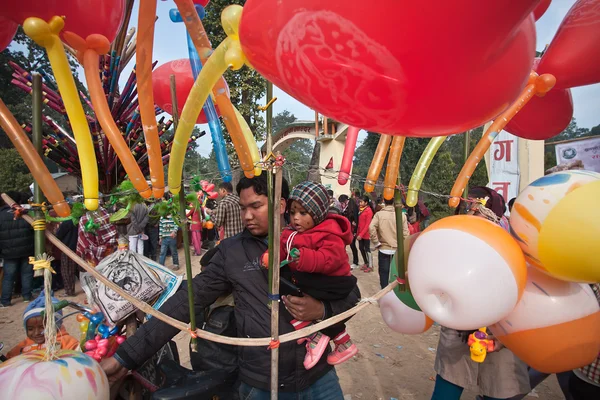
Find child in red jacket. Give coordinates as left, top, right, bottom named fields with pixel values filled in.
left=357, top=196, right=374, bottom=272
left=280, top=181, right=358, bottom=370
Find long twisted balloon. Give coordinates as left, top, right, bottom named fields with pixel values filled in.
left=449, top=72, right=556, bottom=207
left=169, top=5, right=247, bottom=193
left=24, top=16, right=99, bottom=210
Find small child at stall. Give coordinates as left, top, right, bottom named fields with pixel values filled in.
left=6, top=291, right=79, bottom=358
left=278, top=181, right=357, bottom=369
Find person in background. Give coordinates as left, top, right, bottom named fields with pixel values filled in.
left=159, top=214, right=179, bottom=270
left=432, top=186, right=530, bottom=400
left=0, top=191, right=35, bottom=307
left=187, top=204, right=204, bottom=256
left=144, top=203, right=160, bottom=261
left=508, top=198, right=516, bottom=213
left=126, top=201, right=149, bottom=254
left=339, top=195, right=359, bottom=269
left=357, top=196, right=374, bottom=272
left=418, top=199, right=431, bottom=228
left=569, top=284, right=600, bottom=400
left=209, top=182, right=243, bottom=239
left=327, top=189, right=342, bottom=214
left=55, top=217, right=79, bottom=297
left=6, top=290, right=79, bottom=357
left=76, top=205, right=118, bottom=267
left=202, top=199, right=218, bottom=251
left=374, top=196, right=384, bottom=213
left=369, top=197, right=409, bottom=289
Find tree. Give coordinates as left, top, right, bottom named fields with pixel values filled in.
left=272, top=109, right=298, bottom=134
left=202, top=0, right=266, bottom=142
left=0, top=148, right=33, bottom=193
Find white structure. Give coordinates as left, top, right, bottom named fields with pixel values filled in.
left=262, top=121, right=352, bottom=196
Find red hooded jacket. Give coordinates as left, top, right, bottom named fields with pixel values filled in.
left=280, top=214, right=353, bottom=277
left=357, top=206, right=373, bottom=239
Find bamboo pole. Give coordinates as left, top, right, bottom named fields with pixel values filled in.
left=31, top=73, right=45, bottom=272
left=394, top=174, right=406, bottom=291
left=270, top=168, right=283, bottom=399
left=170, top=74, right=198, bottom=351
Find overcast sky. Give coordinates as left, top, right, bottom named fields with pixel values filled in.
left=19, top=0, right=599, bottom=157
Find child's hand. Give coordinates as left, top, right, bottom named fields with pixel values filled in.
left=100, top=356, right=128, bottom=386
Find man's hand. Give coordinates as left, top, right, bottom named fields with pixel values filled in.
left=100, top=357, right=128, bottom=386
left=282, top=294, right=324, bottom=321
left=170, top=232, right=176, bottom=238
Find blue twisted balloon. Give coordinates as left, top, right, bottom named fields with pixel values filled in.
left=170, top=5, right=232, bottom=182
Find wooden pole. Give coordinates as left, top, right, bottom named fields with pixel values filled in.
left=31, top=73, right=45, bottom=269
left=394, top=175, right=406, bottom=291
left=170, top=74, right=197, bottom=351
left=314, top=110, right=319, bottom=139
left=269, top=168, right=282, bottom=399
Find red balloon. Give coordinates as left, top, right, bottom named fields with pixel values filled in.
left=2, top=0, right=125, bottom=43
left=193, top=0, right=211, bottom=6
left=505, top=87, right=573, bottom=140
left=533, top=0, right=552, bottom=20
left=0, top=17, right=18, bottom=51
left=537, top=0, right=600, bottom=89
left=240, top=0, right=538, bottom=137
left=152, top=59, right=229, bottom=124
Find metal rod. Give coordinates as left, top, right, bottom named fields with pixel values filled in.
left=32, top=73, right=45, bottom=269
left=170, top=74, right=198, bottom=351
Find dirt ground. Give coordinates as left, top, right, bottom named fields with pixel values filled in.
left=0, top=248, right=564, bottom=400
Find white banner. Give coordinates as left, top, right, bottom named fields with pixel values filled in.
left=487, top=130, right=520, bottom=205
left=555, top=137, right=600, bottom=173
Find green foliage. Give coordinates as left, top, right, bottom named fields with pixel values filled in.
left=272, top=110, right=298, bottom=134
left=0, top=148, right=33, bottom=192
left=203, top=0, right=266, bottom=143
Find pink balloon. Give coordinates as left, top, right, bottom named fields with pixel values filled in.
left=205, top=183, right=215, bottom=192
left=84, top=340, right=97, bottom=351
left=208, top=192, right=219, bottom=200
left=338, top=127, right=360, bottom=185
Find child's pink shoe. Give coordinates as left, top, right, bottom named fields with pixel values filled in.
left=327, top=340, right=358, bottom=365
left=303, top=332, right=330, bottom=370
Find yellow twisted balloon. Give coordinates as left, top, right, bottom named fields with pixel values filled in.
left=168, top=5, right=247, bottom=194
left=24, top=17, right=99, bottom=211
left=406, top=136, right=447, bottom=207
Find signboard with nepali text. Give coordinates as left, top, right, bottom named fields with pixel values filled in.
left=555, top=136, right=600, bottom=173
left=487, top=130, right=520, bottom=205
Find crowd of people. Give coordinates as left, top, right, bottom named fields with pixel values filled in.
left=1, top=176, right=598, bottom=400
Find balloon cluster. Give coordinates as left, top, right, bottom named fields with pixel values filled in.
left=77, top=311, right=125, bottom=362
left=391, top=170, right=600, bottom=374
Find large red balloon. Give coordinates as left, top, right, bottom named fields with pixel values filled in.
left=240, top=0, right=538, bottom=137
left=537, top=0, right=600, bottom=89
left=2, top=0, right=125, bottom=44
left=0, top=17, right=18, bottom=51
left=533, top=0, right=552, bottom=20
left=152, top=59, right=228, bottom=124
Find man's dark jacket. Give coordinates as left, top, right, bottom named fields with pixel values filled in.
left=117, top=229, right=360, bottom=392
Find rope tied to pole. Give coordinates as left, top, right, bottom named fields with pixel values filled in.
left=267, top=339, right=280, bottom=350
left=32, top=219, right=47, bottom=231
left=29, top=254, right=56, bottom=274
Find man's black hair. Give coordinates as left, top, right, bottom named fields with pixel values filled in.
left=384, top=197, right=394, bottom=205
left=508, top=197, right=516, bottom=212
left=236, top=173, right=290, bottom=200
left=338, top=194, right=349, bottom=203
left=327, top=189, right=334, bottom=197
left=219, top=182, right=234, bottom=193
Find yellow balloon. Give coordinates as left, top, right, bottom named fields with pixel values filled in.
left=23, top=17, right=99, bottom=211
left=169, top=5, right=250, bottom=194
left=406, top=136, right=447, bottom=207
left=538, top=180, right=600, bottom=283
left=234, top=106, right=262, bottom=176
